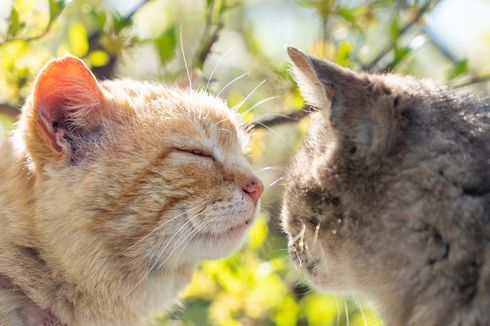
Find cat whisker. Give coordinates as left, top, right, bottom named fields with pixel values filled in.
left=158, top=217, right=213, bottom=269
left=148, top=210, right=205, bottom=269
left=205, top=47, right=234, bottom=93
left=130, top=211, right=205, bottom=291
left=291, top=223, right=306, bottom=244
left=219, top=128, right=232, bottom=138
left=216, top=72, right=250, bottom=97
left=120, top=206, right=200, bottom=255
left=353, top=294, right=368, bottom=326
left=247, top=120, right=294, bottom=149
left=336, top=299, right=341, bottom=325
left=241, top=96, right=277, bottom=118
left=179, top=25, right=192, bottom=90
left=232, top=80, right=266, bottom=112
left=313, top=222, right=321, bottom=245
left=210, top=117, right=229, bottom=131
left=256, top=166, right=284, bottom=173
left=344, top=297, right=350, bottom=326
left=290, top=243, right=303, bottom=269
left=267, top=176, right=285, bottom=188
left=132, top=215, right=195, bottom=270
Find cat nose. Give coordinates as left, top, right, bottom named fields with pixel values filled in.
left=241, top=177, right=264, bottom=205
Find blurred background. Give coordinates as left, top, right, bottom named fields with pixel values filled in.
left=1, top=0, right=489, bottom=325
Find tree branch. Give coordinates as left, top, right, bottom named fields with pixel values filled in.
left=362, top=0, right=437, bottom=71
left=423, top=28, right=490, bottom=89
left=0, top=4, right=66, bottom=46
left=194, top=22, right=224, bottom=69
left=0, top=103, right=20, bottom=118
left=88, top=0, right=151, bottom=80
left=247, top=106, right=313, bottom=130
left=452, top=75, right=490, bottom=88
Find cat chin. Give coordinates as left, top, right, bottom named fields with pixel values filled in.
left=186, top=203, right=260, bottom=260
left=189, top=222, right=252, bottom=260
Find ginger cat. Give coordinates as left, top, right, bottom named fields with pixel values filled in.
left=0, top=56, right=263, bottom=326
left=282, top=47, right=489, bottom=325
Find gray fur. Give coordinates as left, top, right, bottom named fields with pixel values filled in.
left=282, top=47, right=490, bottom=325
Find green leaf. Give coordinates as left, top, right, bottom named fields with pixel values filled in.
left=88, top=51, right=110, bottom=67
left=389, top=14, right=401, bottom=42
left=219, top=0, right=240, bottom=15
left=48, top=0, right=64, bottom=23
left=301, top=294, right=340, bottom=326
left=394, top=45, right=410, bottom=64
left=68, top=21, right=89, bottom=57
left=335, top=40, right=353, bottom=67
left=336, top=7, right=356, bottom=23
left=448, top=59, right=468, bottom=80
left=88, top=8, right=107, bottom=30
left=154, top=24, right=178, bottom=64
left=7, top=7, right=25, bottom=38
left=111, top=12, right=130, bottom=34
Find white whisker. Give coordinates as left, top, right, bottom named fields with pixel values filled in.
left=216, top=72, right=250, bottom=97
left=232, top=80, right=266, bottom=112
left=121, top=206, right=199, bottom=255
left=211, top=117, right=229, bottom=130
left=353, top=294, right=368, bottom=326
left=148, top=210, right=204, bottom=270
left=336, top=299, right=341, bottom=324
left=242, top=96, right=277, bottom=116
left=162, top=218, right=214, bottom=268
left=313, top=222, right=320, bottom=245
left=292, top=224, right=306, bottom=243
left=290, top=243, right=303, bottom=269
left=205, top=47, right=233, bottom=92
left=129, top=210, right=204, bottom=292
left=268, top=176, right=284, bottom=187
left=257, top=166, right=283, bottom=172
left=344, top=297, right=350, bottom=326
left=180, top=25, right=192, bottom=89
left=292, top=223, right=306, bottom=244
left=248, top=120, right=294, bottom=148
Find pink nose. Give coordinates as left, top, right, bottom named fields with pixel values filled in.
left=242, top=178, right=264, bottom=205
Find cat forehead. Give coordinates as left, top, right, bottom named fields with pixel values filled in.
left=372, top=74, right=441, bottom=97
left=101, top=79, right=244, bottom=149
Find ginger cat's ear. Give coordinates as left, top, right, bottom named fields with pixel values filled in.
left=32, top=56, right=105, bottom=153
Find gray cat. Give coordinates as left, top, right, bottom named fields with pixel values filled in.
left=282, top=47, right=489, bottom=325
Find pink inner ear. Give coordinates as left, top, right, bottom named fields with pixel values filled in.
left=325, top=83, right=334, bottom=102
left=32, top=56, right=104, bottom=152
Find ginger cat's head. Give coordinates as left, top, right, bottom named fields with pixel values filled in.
left=282, top=47, right=489, bottom=324
left=15, top=56, right=263, bottom=298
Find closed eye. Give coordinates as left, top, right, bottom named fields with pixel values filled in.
left=174, top=148, right=214, bottom=160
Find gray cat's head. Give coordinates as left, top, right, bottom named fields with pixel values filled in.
left=282, top=47, right=489, bottom=323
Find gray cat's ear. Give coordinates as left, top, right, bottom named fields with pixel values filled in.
left=287, top=46, right=334, bottom=110
left=288, top=47, right=399, bottom=158
left=287, top=46, right=367, bottom=122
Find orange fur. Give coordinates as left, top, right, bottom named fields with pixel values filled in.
left=0, top=56, right=263, bottom=326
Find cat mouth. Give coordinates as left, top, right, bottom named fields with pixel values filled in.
left=196, top=217, right=254, bottom=240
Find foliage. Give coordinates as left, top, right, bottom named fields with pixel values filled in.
left=0, top=0, right=488, bottom=325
